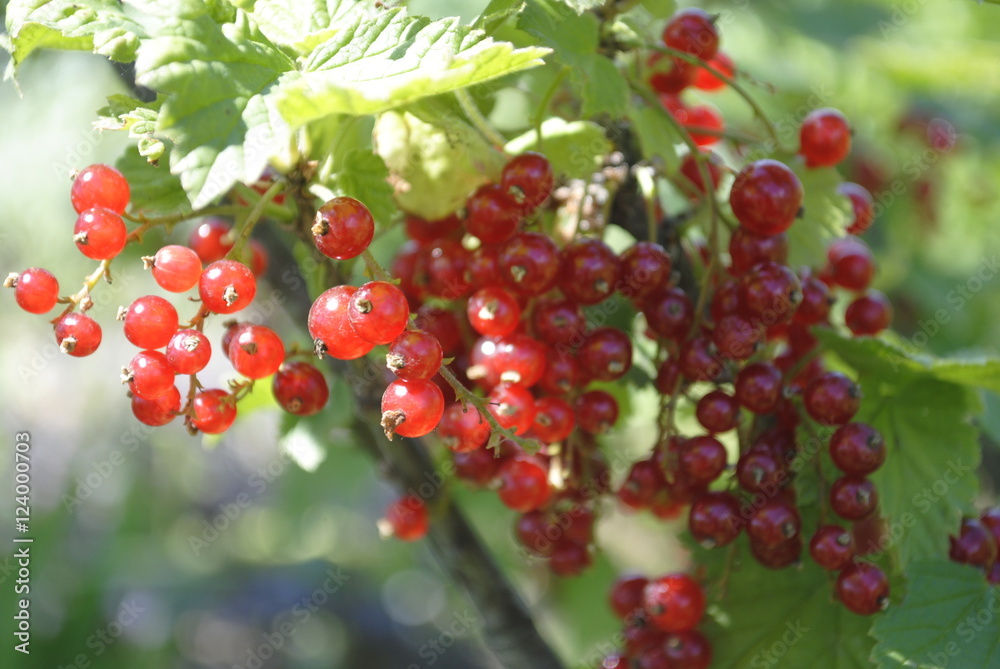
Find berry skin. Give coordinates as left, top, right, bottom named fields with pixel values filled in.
left=751, top=535, right=802, bottom=569
left=696, top=389, right=740, bottom=433
left=487, top=383, right=537, bottom=435
left=498, top=232, right=560, bottom=296
left=642, top=573, right=706, bottom=633
left=679, top=435, right=728, bottom=484
left=131, top=385, right=181, bottom=426
left=123, top=350, right=175, bottom=400
left=539, top=351, right=579, bottom=396
left=54, top=312, right=102, bottom=357
left=122, top=295, right=179, bottom=350
left=800, top=108, right=852, bottom=168
left=644, top=288, right=695, bottom=341
left=739, top=261, right=803, bottom=324
left=575, top=390, right=619, bottom=435
left=734, top=362, right=783, bottom=414
left=679, top=150, right=724, bottom=199
left=467, top=286, right=522, bottom=338
left=149, top=245, right=203, bottom=293
left=672, top=104, right=724, bottom=148
left=438, top=403, right=491, bottom=453
left=464, top=183, right=521, bottom=244
left=663, top=8, right=719, bottom=60
left=688, top=491, right=743, bottom=547
left=228, top=324, right=285, bottom=379
left=74, top=208, right=127, bottom=260
left=839, top=182, right=875, bottom=235
left=515, top=510, right=556, bottom=557
left=836, top=562, right=889, bottom=615
left=713, top=314, right=763, bottom=361
left=387, top=330, right=443, bottom=380
left=620, top=242, right=672, bottom=301
left=663, top=630, right=713, bottom=669
left=165, top=329, right=212, bottom=375
left=308, top=286, right=375, bottom=360
left=728, top=227, right=788, bottom=276
left=809, top=525, right=856, bottom=570
left=729, top=160, right=804, bottom=236
left=71, top=164, right=130, bottom=214
left=618, top=459, right=666, bottom=509
left=949, top=518, right=998, bottom=570
left=404, top=213, right=462, bottom=244
left=678, top=336, right=724, bottom=382
left=272, top=361, right=329, bottom=416
left=804, top=371, right=861, bottom=426
left=531, top=396, right=575, bottom=443
left=501, top=152, right=554, bottom=213
left=549, top=540, right=592, bottom=577
left=493, top=333, right=546, bottom=387
left=191, top=389, right=238, bottom=434
left=498, top=455, right=551, bottom=512
left=747, top=500, right=802, bottom=549
left=381, top=378, right=445, bottom=439
left=829, top=422, right=886, bottom=475
left=830, top=475, right=878, bottom=520
left=199, top=260, right=256, bottom=314
left=312, top=196, right=375, bottom=260
left=578, top=327, right=633, bottom=381
left=558, top=238, right=621, bottom=305
left=532, top=298, right=584, bottom=346
left=693, top=50, right=735, bottom=91
left=845, top=290, right=893, bottom=336
left=383, top=495, right=429, bottom=541
left=9, top=268, right=59, bottom=314
left=188, top=218, right=234, bottom=263
left=609, top=574, right=649, bottom=619
left=649, top=54, right=696, bottom=95
left=348, top=281, right=410, bottom=345
left=795, top=273, right=834, bottom=325
left=736, top=445, right=786, bottom=494
left=417, top=238, right=472, bottom=299
left=827, top=237, right=875, bottom=291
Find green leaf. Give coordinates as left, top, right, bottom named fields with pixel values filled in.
left=786, top=164, right=851, bottom=268
left=871, top=561, right=1000, bottom=669
left=638, top=0, right=677, bottom=18
left=245, top=0, right=378, bottom=54
left=96, top=94, right=166, bottom=163
left=135, top=7, right=296, bottom=208
left=5, top=0, right=146, bottom=68
left=518, top=0, right=628, bottom=117
left=115, top=145, right=191, bottom=214
left=928, top=357, right=1000, bottom=394
left=629, top=105, right=682, bottom=172
left=273, top=8, right=549, bottom=128
left=473, top=0, right=526, bottom=33
left=504, top=118, right=610, bottom=180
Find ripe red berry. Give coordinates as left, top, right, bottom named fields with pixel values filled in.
left=8, top=268, right=59, bottom=314
left=830, top=475, right=878, bottom=520
left=827, top=237, right=875, bottom=291
left=123, top=350, right=175, bottom=400
left=695, top=389, right=740, bottom=433
left=734, top=362, right=783, bottom=414
left=574, top=390, right=619, bottom=435
left=416, top=238, right=472, bottom=299
left=538, top=352, right=580, bottom=396
left=493, top=334, right=546, bottom=386
left=165, top=329, right=211, bottom=374
left=559, top=238, right=621, bottom=305
left=531, top=298, right=584, bottom=346
left=679, top=150, right=725, bottom=200
left=308, top=285, right=375, bottom=360
left=348, top=281, right=410, bottom=345
left=643, top=573, right=705, bottom=633
left=728, top=227, right=788, bottom=276
left=800, top=108, right=852, bottom=168
left=729, top=160, right=804, bottom=236
left=381, top=378, right=445, bottom=439
left=549, top=540, right=592, bottom=577
left=663, top=630, right=713, bottom=669
left=272, top=361, right=329, bottom=416
left=465, top=183, right=521, bottom=244
left=751, top=535, right=802, bottom=569
left=578, top=327, right=633, bottom=381
left=404, top=213, right=462, bottom=243
left=188, top=218, right=234, bottom=263
left=829, top=422, right=886, bottom=476
left=739, top=261, right=802, bottom=324
left=838, top=182, right=875, bottom=235
left=467, top=286, right=522, bottom=337
left=678, top=336, right=724, bottom=382
left=501, top=152, right=554, bottom=213
left=71, top=164, right=130, bottom=214
left=713, top=314, right=763, bottom=361
left=438, top=403, right=491, bottom=452
left=795, top=273, right=834, bottom=325
left=498, top=232, right=560, bottom=296
left=949, top=518, right=998, bottom=570
left=620, top=242, right=672, bottom=301
left=498, top=455, right=551, bottom=512
left=609, top=574, right=649, bottom=619
left=836, top=562, right=889, bottom=615
left=487, top=382, right=537, bottom=435
left=804, top=371, right=861, bottom=426
left=131, top=385, right=181, bottom=426
left=672, top=103, right=724, bottom=148
left=644, top=288, right=695, bottom=341
left=845, top=290, right=893, bottom=336
left=312, top=196, right=375, bottom=260
left=747, top=499, right=802, bottom=549
left=678, top=435, right=728, bottom=484
left=122, top=295, right=179, bottom=350
left=149, top=245, right=203, bottom=293
left=736, top=445, right=786, bottom=494
left=228, top=324, right=285, bottom=379
left=693, top=51, right=734, bottom=91
left=453, top=446, right=503, bottom=486
left=191, top=388, right=238, bottom=434
left=383, top=494, right=429, bottom=541
left=413, top=305, right=463, bottom=357
left=387, top=330, right=443, bottom=380
left=199, top=260, right=256, bottom=314
left=74, top=208, right=127, bottom=260
left=649, top=54, right=696, bottom=95
left=809, top=525, right=856, bottom=570
left=55, top=312, right=102, bottom=357
left=663, top=8, right=719, bottom=59
left=688, top=491, right=742, bottom=547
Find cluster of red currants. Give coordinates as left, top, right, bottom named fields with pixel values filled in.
left=5, top=164, right=332, bottom=434
left=949, top=508, right=1000, bottom=584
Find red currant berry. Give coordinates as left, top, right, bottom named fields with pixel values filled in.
left=830, top=475, right=878, bottom=520
left=467, top=286, right=522, bottom=337
left=71, top=164, right=130, bottom=214
left=55, top=312, right=102, bottom=357
left=829, top=422, right=885, bottom=476
left=515, top=510, right=556, bottom=557
left=800, top=108, right=852, bottom=168
left=734, top=361, right=783, bottom=414
left=228, top=324, right=285, bottom=379
left=688, top=491, right=742, bottom=547
left=466, top=243, right=502, bottom=289
left=538, top=351, right=579, bottom=396
left=530, top=396, right=575, bottom=443
left=678, top=150, right=724, bottom=199
left=728, top=227, right=788, bottom=276
left=413, top=305, right=463, bottom=357
left=804, top=371, right=861, bottom=425
left=191, top=388, right=237, bottom=434
left=464, top=183, right=520, bottom=244
left=416, top=238, right=472, bottom=299
left=619, top=459, right=667, bottom=509
left=663, top=630, right=713, bottom=669
left=809, top=525, right=856, bottom=570
left=487, top=383, right=537, bottom=435
left=655, top=358, right=681, bottom=395
left=438, top=402, right=491, bottom=452
left=498, top=232, right=559, bottom=296
left=387, top=330, right=443, bottom=380
left=74, top=208, right=127, bottom=260
left=498, top=455, right=551, bottom=512
left=574, top=390, right=620, bottom=435
left=308, top=285, right=375, bottom=360
left=404, top=213, right=462, bottom=243
left=695, top=389, right=740, bottom=433
left=643, top=573, right=705, bottom=633
left=122, top=295, right=179, bottom=350
left=383, top=494, right=429, bottom=541
left=381, top=378, right=445, bottom=439
left=644, top=288, right=694, bottom=341
left=693, top=51, right=734, bottom=91
left=8, top=268, right=59, bottom=314
left=794, top=273, right=834, bottom=325
left=131, top=385, right=181, bottom=426
left=729, top=160, right=804, bottom=236
left=827, top=237, right=875, bottom=291
left=188, top=218, right=234, bottom=263
left=349, top=281, right=410, bottom=345
left=678, top=435, right=728, bottom=484
left=739, top=261, right=802, bottom=324
left=578, top=327, right=632, bottom=381
left=199, top=260, right=256, bottom=314
left=609, top=574, right=649, bottom=619
left=620, top=242, right=672, bottom=302
left=312, top=196, right=375, bottom=260
left=532, top=298, right=584, bottom=346
left=649, top=54, right=696, bottom=95
left=663, top=8, right=719, bottom=59
left=559, top=238, right=621, bottom=305
left=501, top=152, right=554, bottom=213
left=836, top=562, right=889, bottom=615
left=678, top=336, right=724, bottom=382
left=493, top=334, right=546, bottom=386
left=165, top=329, right=211, bottom=374
left=949, top=518, right=998, bottom=570
left=839, top=182, right=875, bottom=235
left=713, top=314, right=763, bottom=361
left=736, top=445, right=786, bottom=494
left=549, top=540, right=592, bottom=577
left=148, top=245, right=203, bottom=293
left=845, top=290, right=893, bottom=336
left=672, top=103, right=724, bottom=148
left=453, top=445, right=503, bottom=485
left=747, top=499, right=801, bottom=549
left=751, top=535, right=802, bottom=569
left=272, top=361, right=329, bottom=416
left=123, top=350, right=175, bottom=400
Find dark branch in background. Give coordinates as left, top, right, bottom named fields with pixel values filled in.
left=111, top=61, right=156, bottom=103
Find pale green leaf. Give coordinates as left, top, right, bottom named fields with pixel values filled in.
left=871, top=561, right=1000, bottom=669
left=135, top=8, right=296, bottom=208
left=273, top=8, right=549, bottom=128
left=629, top=105, right=682, bottom=172
left=245, top=0, right=378, bottom=54
left=504, top=118, right=610, bottom=180
left=473, top=0, right=526, bottom=33
left=115, top=145, right=191, bottom=214
left=786, top=164, right=852, bottom=268
left=96, top=94, right=166, bottom=163
left=638, top=0, right=677, bottom=18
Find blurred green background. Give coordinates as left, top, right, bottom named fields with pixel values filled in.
left=1, top=0, right=999, bottom=668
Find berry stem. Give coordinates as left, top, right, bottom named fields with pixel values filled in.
left=57, top=259, right=113, bottom=318
left=227, top=179, right=285, bottom=261
left=455, top=88, right=507, bottom=149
